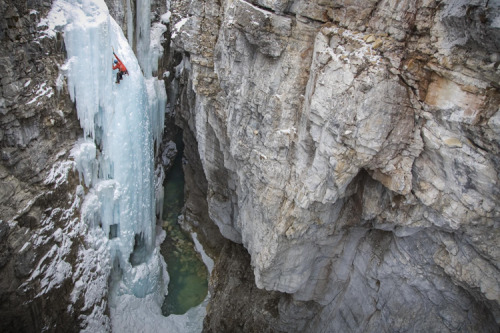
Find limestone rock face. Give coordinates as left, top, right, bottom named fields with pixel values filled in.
left=170, top=0, right=500, bottom=330
left=229, top=0, right=292, bottom=58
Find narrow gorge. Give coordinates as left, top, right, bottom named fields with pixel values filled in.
left=0, top=0, right=499, bottom=332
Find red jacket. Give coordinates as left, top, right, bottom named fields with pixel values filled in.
left=113, top=53, right=127, bottom=72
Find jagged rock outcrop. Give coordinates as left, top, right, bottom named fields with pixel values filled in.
left=169, top=0, right=500, bottom=331
left=204, top=241, right=287, bottom=333
left=0, top=0, right=93, bottom=331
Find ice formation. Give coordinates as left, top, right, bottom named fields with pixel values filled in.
left=111, top=231, right=213, bottom=333
left=60, top=0, right=166, bottom=301
left=43, top=0, right=184, bottom=330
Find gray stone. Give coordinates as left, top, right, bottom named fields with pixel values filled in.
left=3, top=81, right=22, bottom=98
left=230, top=0, right=292, bottom=58
left=0, top=0, right=88, bottom=331
left=14, top=247, right=35, bottom=278
left=0, top=220, right=9, bottom=242
left=0, top=221, right=10, bottom=268
left=170, top=0, right=500, bottom=331
left=161, top=140, right=177, bottom=167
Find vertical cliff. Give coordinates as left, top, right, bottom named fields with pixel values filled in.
left=169, top=0, right=500, bottom=331
left=0, top=0, right=90, bottom=331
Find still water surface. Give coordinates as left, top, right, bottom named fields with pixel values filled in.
left=161, top=144, right=208, bottom=316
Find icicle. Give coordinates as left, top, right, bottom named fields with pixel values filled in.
left=150, top=21, right=168, bottom=76
left=126, top=0, right=133, bottom=45
left=70, top=139, right=98, bottom=187
left=135, top=0, right=151, bottom=77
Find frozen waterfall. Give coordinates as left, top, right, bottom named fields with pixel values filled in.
left=59, top=0, right=166, bottom=298
left=43, top=0, right=209, bottom=330
left=43, top=0, right=210, bottom=330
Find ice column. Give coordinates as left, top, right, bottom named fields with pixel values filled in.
left=134, top=0, right=167, bottom=148
left=126, top=0, right=133, bottom=45
left=50, top=0, right=167, bottom=305
left=135, top=0, right=152, bottom=76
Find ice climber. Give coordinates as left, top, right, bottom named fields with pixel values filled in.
left=112, top=52, right=128, bottom=84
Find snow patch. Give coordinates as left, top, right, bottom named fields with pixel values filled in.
left=27, top=82, right=54, bottom=105
left=325, top=28, right=382, bottom=67
left=110, top=292, right=208, bottom=333
left=191, top=232, right=214, bottom=274
left=80, top=299, right=111, bottom=333
left=161, top=11, right=171, bottom=24
left=174, top=17, right=189, bottom=31
left=71, top=229, right=111, bottom=310
left=44, top=160, right=76, bottom=188
left=21, top=189, right=83, bottom=298
left=171, top=17, right=189, bottom=38
left=277, top=127, right=296, bottom=135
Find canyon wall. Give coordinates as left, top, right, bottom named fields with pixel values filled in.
left=169, top=0, right=500, bottom=331
left=1, top=0, right=499, bottom=331
left=0, top=0, right=90, bottom=331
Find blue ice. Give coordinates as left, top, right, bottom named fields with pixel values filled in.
left=46, top=0, right=208, bottom=330
left=53, top=0, right=167, bottom=310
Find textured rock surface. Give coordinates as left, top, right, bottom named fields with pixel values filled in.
left=169, top=0, right=500, bottom=331
left=0, top=0, right=99, bottom=331
left=204, top=241, right=285, bottom=333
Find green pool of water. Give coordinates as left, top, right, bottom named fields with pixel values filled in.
left=161, top=143, right=208, bottom=316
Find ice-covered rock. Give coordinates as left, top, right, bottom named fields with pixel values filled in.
left=48, top=0, right=172, bottom=329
